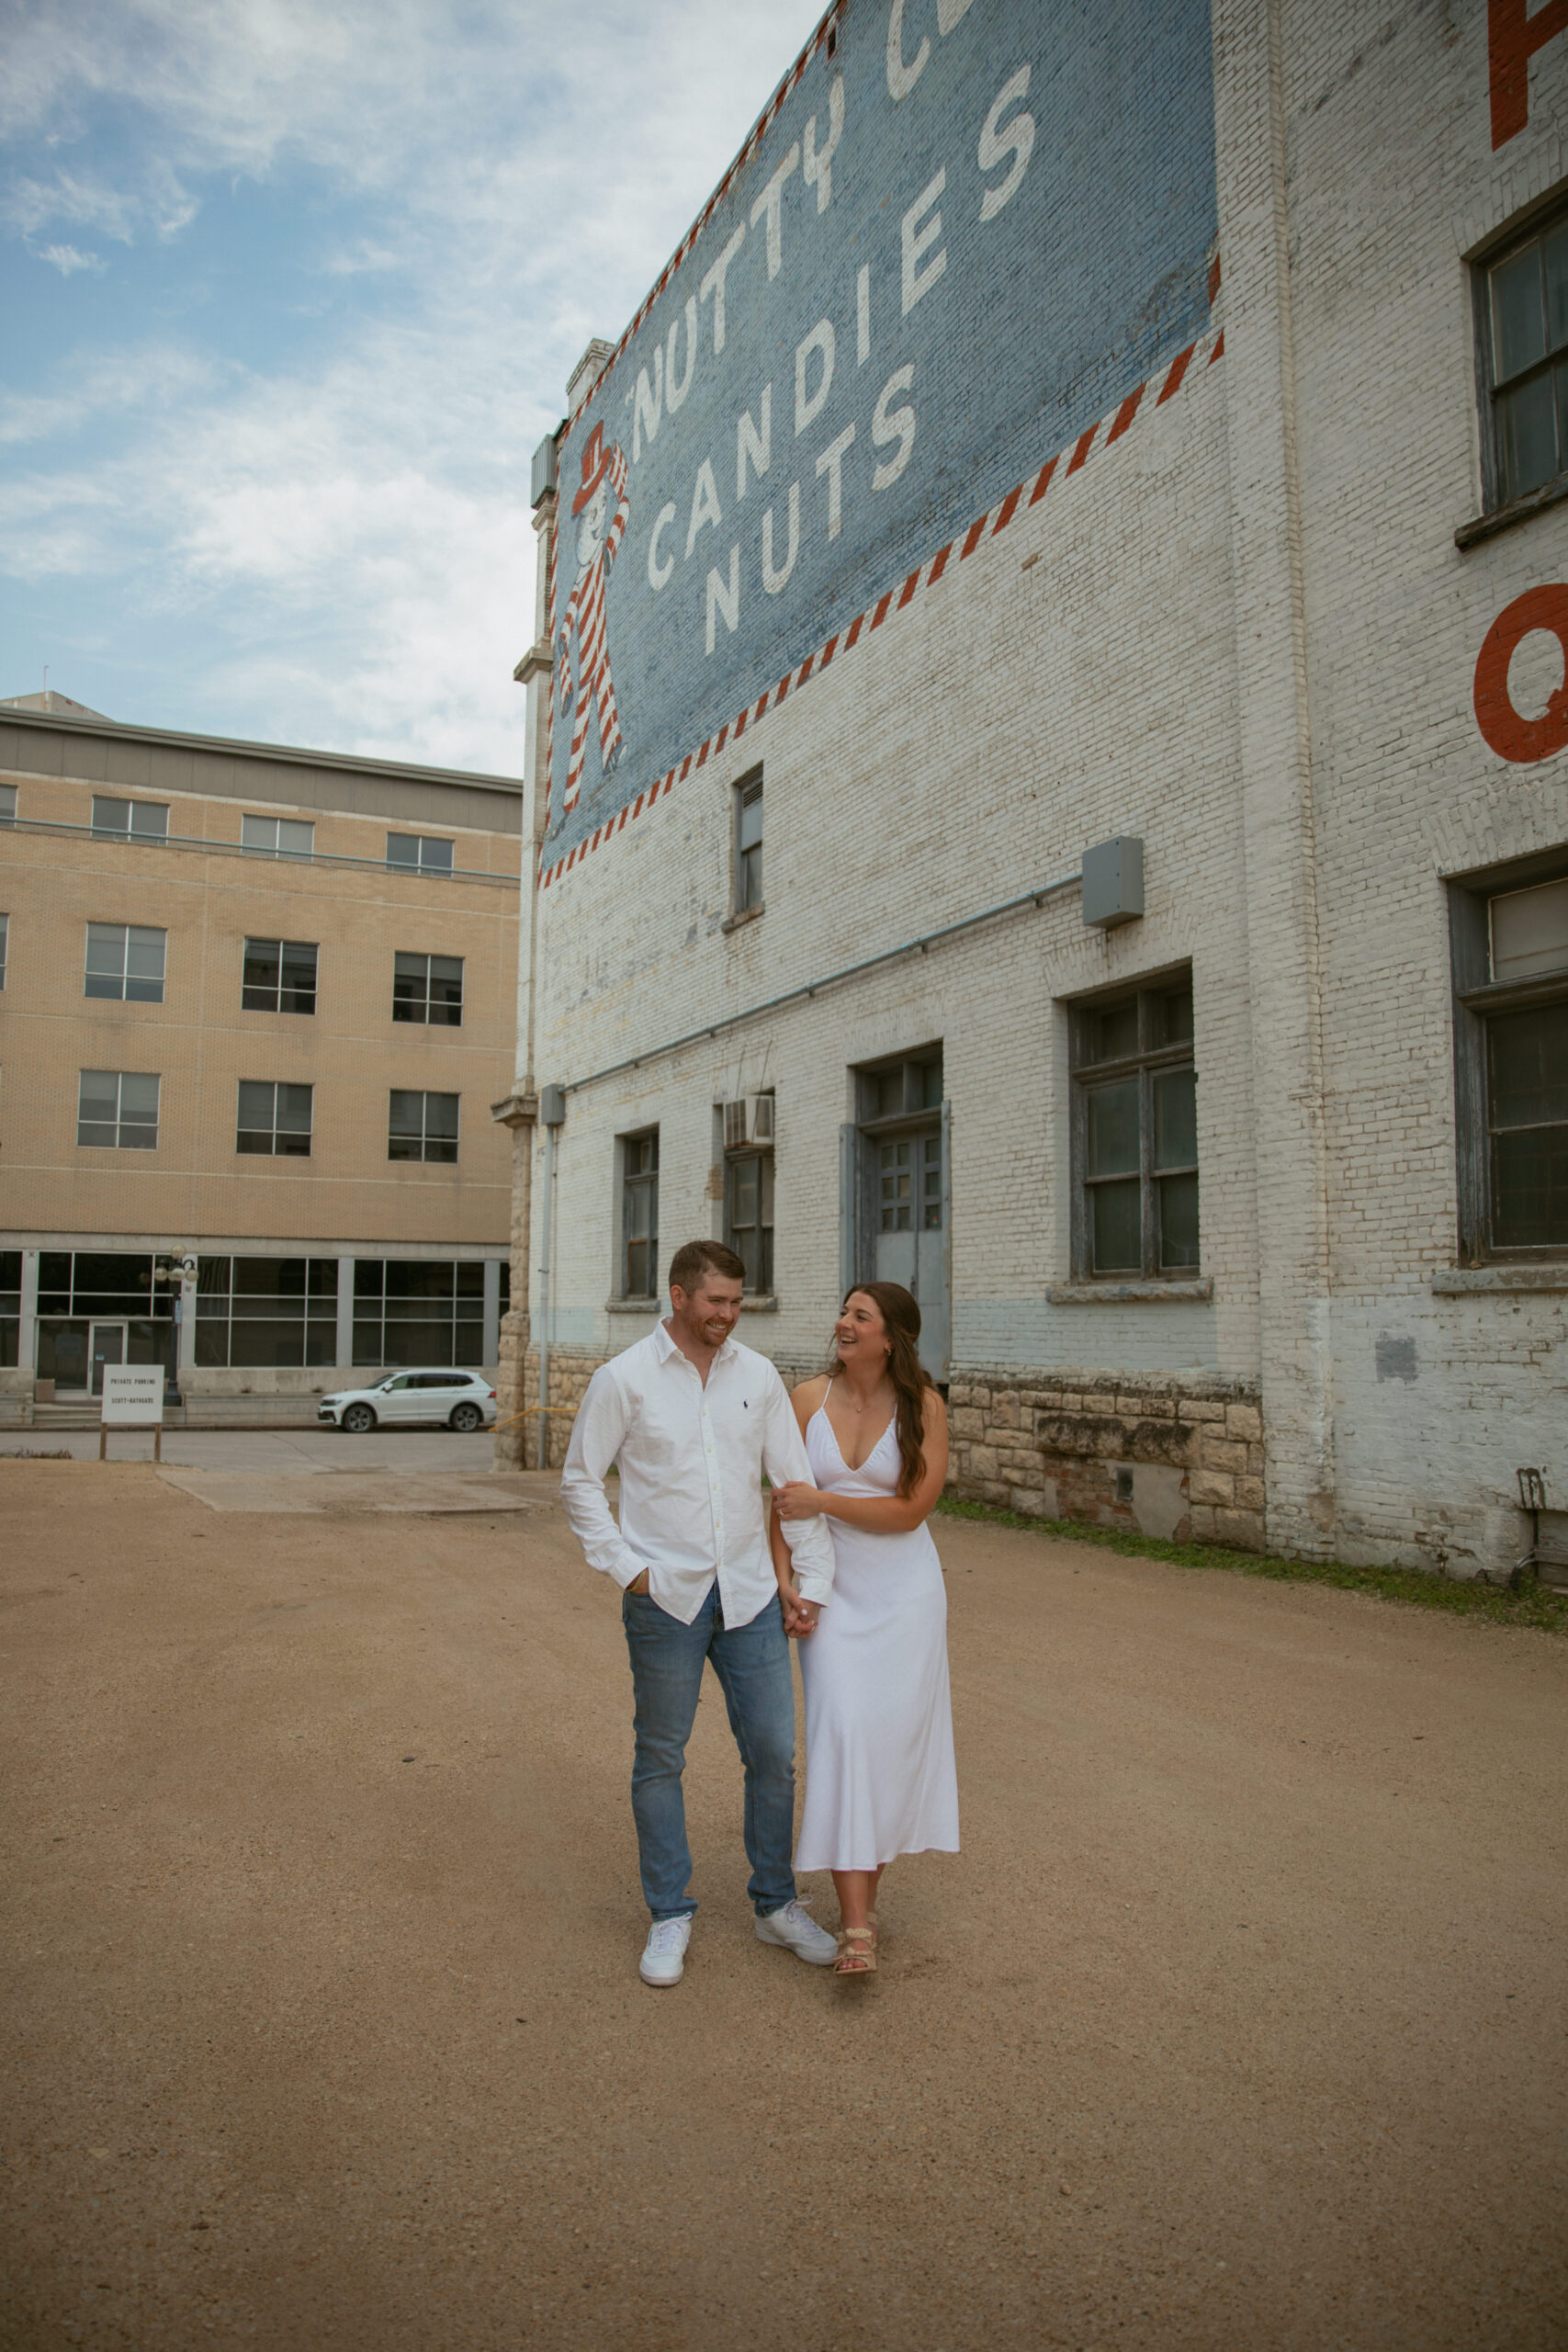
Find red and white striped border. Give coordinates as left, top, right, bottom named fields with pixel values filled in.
left=539, top=327, right=1225, bottom=893
left=562, top=5, right=843, bottom=442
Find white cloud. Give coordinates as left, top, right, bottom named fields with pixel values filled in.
left=1, top=0, right=828, bottom=765
left=39, top=242, right=107, bottom=276
left=0, top=345, right=221, bottom=446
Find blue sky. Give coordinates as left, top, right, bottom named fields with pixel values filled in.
left=1, top=0, right=825, bottom=774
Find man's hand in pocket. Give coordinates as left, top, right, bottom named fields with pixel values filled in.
left=626, top=1569, right=651, bottom=1597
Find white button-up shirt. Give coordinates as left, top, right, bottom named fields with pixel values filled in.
left=559, top=1321, right=835, bottom=1626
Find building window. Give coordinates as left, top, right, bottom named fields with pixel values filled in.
left=0, top=1250, right=19, bottom=1369
left=857, top=1057, right=944, bottom=1237
left=85, top=922, right=166, bottom=1003
left=734, top=774, right=763, bottom=914
left=91, top=796, right=167, bottom=842
left=621, top=1130, right=660, bottom=1297
left=1478, top=204, right=1568, bottom=508
left=724, top=1094, right=774, bottom=1293
left=389, top=1089, right=458, bottom=1162
left=77, top=1069, right=160, bottom=1150
left=392, top=951, right=463, bottom=1025
left=241, top=812, right=314, bottom=860
left=1068, top=977, right=1199, bottom=1279
left=0, top=913, right=7, bottom=989
left=197, top=1255, right=338, bottom=1368
left=352, top=1259, right=484, bottom=1367
left=1450, top=864, right=1568, bottom=1257
left=243, top=937, right=318, bottom=1014
left=237, top=1080, right=313, bottom=1157
left=0, top=785, right=16, bottom=827
left=388, top=832, right=454, bottom=875
left=36, top=1250, right=175, bottom=1390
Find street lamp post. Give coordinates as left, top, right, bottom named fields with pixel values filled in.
left=152, top=1249, right=197, bottom=1407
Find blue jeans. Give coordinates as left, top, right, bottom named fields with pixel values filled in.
left=621, top=1582, right=797, bottom=1923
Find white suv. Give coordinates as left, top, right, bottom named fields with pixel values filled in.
left=318, top=1369, right=498, bottom=1433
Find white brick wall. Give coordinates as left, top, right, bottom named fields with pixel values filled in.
left=505, top=0, right=1568, bottom=1577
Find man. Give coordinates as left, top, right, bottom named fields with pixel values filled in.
left=560, top=1238, right=838, bottom=1986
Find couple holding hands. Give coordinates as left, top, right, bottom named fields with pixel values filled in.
left=561, top=1238, right=960, bottom=1984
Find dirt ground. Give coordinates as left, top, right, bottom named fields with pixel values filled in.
left=2, top=1460, right=1564, bottom=2352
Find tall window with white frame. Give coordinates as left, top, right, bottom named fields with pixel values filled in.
left=242, top=813, right=314, bottom=860
left=1476, top=200, right=1568, bottom=510
left=392, top=951, right=463, bottom=1024
left=0, top=912, right=8, bottom=989
left=243, top=938, right=317, bottom=1014
left=237, top=1081, right=313, bottom=1158
left=388, top=832, right=454, bottom=875
left=92, top=796, right=167, bottom=842
left=85, top=922, right=165, bottom=1003
left=1068, top=976, right=1200, bottom=1281
left=77, top=1070, right=160, bottom=1150
left=1450, top=863, right=1568, bottom=1259
left=732, top=773, right=763, bottom=919
left=724, top=1092, right=774, bottom=1293
left=621, top=1130, right=660, bottom=1298
left=389, top=1090, right=458, bottom=1163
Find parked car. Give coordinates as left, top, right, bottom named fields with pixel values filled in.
left=318, top=1369, right=498, bottom=1433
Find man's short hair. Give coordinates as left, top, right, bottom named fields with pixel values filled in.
left=668, top=1239, right=745, bottom=1295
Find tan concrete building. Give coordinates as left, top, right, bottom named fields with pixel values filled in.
left=0, top=699, right=521, bottom=1403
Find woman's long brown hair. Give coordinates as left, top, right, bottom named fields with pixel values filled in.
left=829, top=1282, right=932, bottom=1498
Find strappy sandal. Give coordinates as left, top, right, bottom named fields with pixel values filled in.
left=833, top=1925, right=878, bottom=1975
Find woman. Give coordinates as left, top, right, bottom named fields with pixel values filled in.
left=770, top=1283, right=959, bottom=1975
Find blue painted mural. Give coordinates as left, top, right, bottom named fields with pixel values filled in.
left=546, top=0, right=1217, bottom=860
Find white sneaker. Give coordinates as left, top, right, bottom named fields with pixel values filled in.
left=755, top=1898, right=838, bottom=1965
left=639, top=1916, right=694, bottom=1986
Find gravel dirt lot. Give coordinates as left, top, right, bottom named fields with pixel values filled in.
left=3, top=1459, right=1565, bottom=2352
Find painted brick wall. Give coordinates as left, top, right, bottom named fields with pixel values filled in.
left=1264, top=0, right=1568, bottom=1572
left=505, top=0, right=1568, bottom=1582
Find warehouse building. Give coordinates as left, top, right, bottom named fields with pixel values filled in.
left=493, top=0, right=1568, bottom=1578
left=0, top=698, right=520, bottom=1408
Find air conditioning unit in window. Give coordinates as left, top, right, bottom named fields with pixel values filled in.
left=724, top=1092, right=775, bottom=1149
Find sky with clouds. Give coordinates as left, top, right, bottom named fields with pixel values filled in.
left=1, top=0, right=826, bottom=774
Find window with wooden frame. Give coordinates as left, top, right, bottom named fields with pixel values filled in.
left=1450, top=856, right=1568, bottom=1260
left=1474, top=197, right=1568, bottom=514
left=620, top=1129, right=660, bottom=1298
left=1068, top=975, right=1199, bottom=1280
left=733, top=773, right=763, bottom=916
left=723, top=1091, right=774, bottom=1293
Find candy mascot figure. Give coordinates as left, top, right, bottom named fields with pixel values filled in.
left=558, top=421, right=630, bottom=814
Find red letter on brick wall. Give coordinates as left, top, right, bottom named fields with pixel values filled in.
left=1474, top=584, right=1568, bottom=762
left=1490, top=0, right=1568, bottom=148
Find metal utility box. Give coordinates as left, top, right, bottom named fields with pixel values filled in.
left=1081, top=835, right=1145, bottom=929
left=539, top=1083, right=567, bottom=1126
left=531, top=435, right=559, bottom=510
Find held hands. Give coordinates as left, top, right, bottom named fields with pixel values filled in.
left=776, top=1577, right=820, bottom=1639
left=772, top=1485, right=823, bottom=1635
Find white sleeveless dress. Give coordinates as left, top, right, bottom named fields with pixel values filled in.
left=794, top=1403, right=960, bottom=1872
